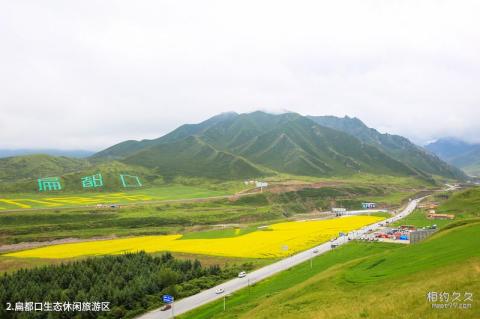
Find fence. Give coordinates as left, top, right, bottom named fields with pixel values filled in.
left=410, top=229, right=436, bottom=244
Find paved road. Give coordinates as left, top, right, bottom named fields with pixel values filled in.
left=137, top=197, right=423, bottom=319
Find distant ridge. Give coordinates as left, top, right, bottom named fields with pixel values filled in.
left=0, top=149, right=94, bottom=158
left=425, top=138, right=480, bottom=177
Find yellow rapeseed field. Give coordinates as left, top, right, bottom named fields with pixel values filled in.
left=0, top=193, right=153, bottom=209
left=6, top=216, right=383, bottom=259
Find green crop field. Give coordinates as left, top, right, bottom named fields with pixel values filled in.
left=0, top=184, right=242, bottom=210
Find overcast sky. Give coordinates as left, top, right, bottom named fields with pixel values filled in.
left=1, top=1, right=479, bottom=151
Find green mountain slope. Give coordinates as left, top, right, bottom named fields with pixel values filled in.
left=90, top=112, right=240, bottom=160
left=122, top=135, right=265, bottom=179
left=0, top=155, right=157, bottom=193
left=0, top=154, right=91, bottom=182
left=232, top=116, right=417, bottom=177
left=308, top=115, right=467, bottom=180
left=112, top=112, right=419, bottom=179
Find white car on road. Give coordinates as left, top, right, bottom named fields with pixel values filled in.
left=215, top=288, right=225, bottom=294
left=238, top=271, right=247, bottom=278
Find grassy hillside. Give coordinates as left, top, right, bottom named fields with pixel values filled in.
left=183, top=187, right=480, bottom=319
left=0, top=154, right=91, bottom=182
left=0, top=160, right=160, bottom=193
left=436, top=187, right=480, bottom=219
left=182, top=220, right=480, bottom=319
left=308, top=115, right=467, bottom=180
left=123, top=136, right=266, bottom=180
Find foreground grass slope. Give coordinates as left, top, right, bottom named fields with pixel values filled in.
left=183, top=188, right=480, bottom=319
left=184, top=221, right=480, bottom=319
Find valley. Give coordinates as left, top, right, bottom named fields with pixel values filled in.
left=0, top=112, right=477, bottom=319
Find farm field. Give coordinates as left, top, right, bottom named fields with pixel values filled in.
left=0, top=184, right=239, bottom=210
left=0, top=183, right=419, bottom=246
left=5, top=216, right=383, bottom=259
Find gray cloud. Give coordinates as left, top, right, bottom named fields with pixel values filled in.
left=1, top=0, right=479, bottom=150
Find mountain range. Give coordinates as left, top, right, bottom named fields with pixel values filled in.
left=0, top=112, right=467, bottom=189
left=92, top=111, right=465, bottom=181
left=425, top=138, right=480, bottom=177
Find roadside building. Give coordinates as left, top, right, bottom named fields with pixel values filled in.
left=362, top=202, right=376, bottom=209
left=332, top=207, right=347, bottom=216
left=427, top=212, right=455, bottom=220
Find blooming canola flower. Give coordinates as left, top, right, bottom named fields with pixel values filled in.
left=7, top=215, right=383, bottom=259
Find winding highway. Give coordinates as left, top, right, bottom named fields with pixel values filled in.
left=137, top=197, right=424, bottom=319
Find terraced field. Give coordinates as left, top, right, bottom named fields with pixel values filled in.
left=6, top=216, right=383, bottom=259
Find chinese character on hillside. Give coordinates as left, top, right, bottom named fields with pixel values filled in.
left=38, top=177, right=62, bottom=191
left=81, top=173, right=104, bottom=188
left=119, top=174, right=142, bottom=187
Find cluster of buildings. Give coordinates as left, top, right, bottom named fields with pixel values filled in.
left=419, top=202, right=455, bottom=220
left=244, top=180, right=268, bottom=189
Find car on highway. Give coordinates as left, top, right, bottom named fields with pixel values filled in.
left=215, top=288, right=225, bottom=294
left=313, top=249, right=319, bottom=253
left=238, top=271, right=247, bottom=278
left=160, top=304, right=171, bottom=311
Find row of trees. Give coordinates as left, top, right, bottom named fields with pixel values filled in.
left=1, top=252, right=252, bottom=318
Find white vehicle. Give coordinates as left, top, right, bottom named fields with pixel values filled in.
left=215, top=288, right=225, bottom=294
left=238, top=271, right=247, bottom=278
left=313, top=249, right=319, bottom=254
